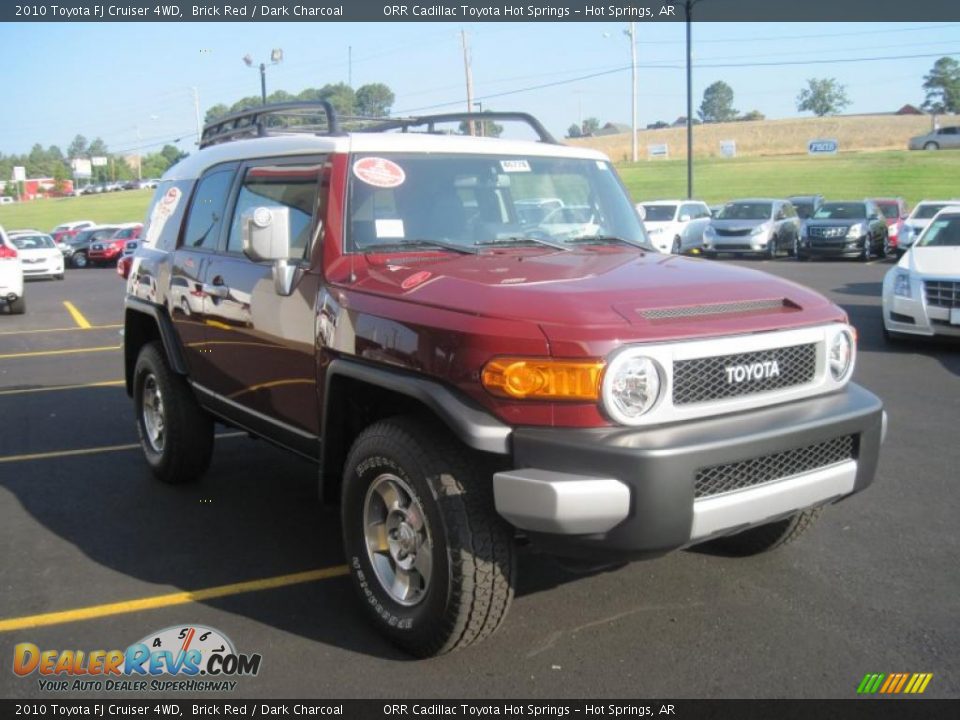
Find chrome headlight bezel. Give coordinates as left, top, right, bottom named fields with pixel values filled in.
left=846, top=223, right=864, bottom=238
left=601, top=350, right=664, bottom=425
left=827, top=326, right=856, bottom=383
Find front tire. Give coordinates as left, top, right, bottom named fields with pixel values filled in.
left=859, top=239, right=871, bottom=262
left=72, top=252, right=88, bottom=268
left=671, top=236, right=681, bottom=255
left=699, top=507, right=822, bottom=556
left=342, top=417, right=515, bottom=657
left=924, top=141, right=939, bottom=150
left=9, top=296, right=25, bottom=314
left=133, top=341, right=213, bottom=484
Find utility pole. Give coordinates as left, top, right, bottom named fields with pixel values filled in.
left=628, top=22, right=638, bottom=163
left=461, top=30, right=476, bottom=136
left=685, top=0, right=695, bottom=199
left=259, top=62, right=267, bottom=105
left=191, top=87, right=202, bottom=146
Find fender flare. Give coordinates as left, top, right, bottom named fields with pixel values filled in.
left=124, top=297, right=188, bottom=394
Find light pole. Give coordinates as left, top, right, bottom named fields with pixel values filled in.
left=627, top=22, right=638, bottom=163
left=473, top=101, right=483, bottom=137
left=243, top=48, right=284, bottom=105
left=685, top=0, right=702, bottom=199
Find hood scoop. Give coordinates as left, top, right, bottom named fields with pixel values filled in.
left=638, top=298, right=800, bottom=322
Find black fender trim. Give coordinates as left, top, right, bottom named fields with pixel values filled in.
left=124, top=297, right=188, bottom=393
left=323, top=358, right=511, bottom=455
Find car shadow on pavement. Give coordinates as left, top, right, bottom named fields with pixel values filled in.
left=0, top=389, right=591, bottom=661
left=831, top=281, right=884, bottom=298
left=841, top=302, right=960, bottom=377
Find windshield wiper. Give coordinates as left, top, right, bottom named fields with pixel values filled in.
left=566, top=235, right=649, bottom=250
left=474, top=236, right=570, bottom=252
left=363, top=239, right=478, bottom=255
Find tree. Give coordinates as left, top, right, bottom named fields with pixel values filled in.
left=160, top=144, right=187, bottom=166
left=457, top=117, right=503, bottom=138
left=922, top=56, right=960, bottom=114
left=796, top=78, right=850, bottom=116
left=87, top=138, right=109, bottom=158
left=67, top=134, right=88, bottom=159
left=567, top=123, right=583, bottom=138
left=581, top=117, right=600, bottom=136
left=355, top=83, right=395, bottom=117
left=698, top=81, right=738, bottom=123
left=204, top=103, right=230, bottom=124
left=52, top=162, right=69, bottom=194
left=738, top=110, right=766, bottom=122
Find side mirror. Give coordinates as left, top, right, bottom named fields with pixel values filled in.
left=242, top=206, right=290, bottom=262
left=634, top=204, right=646, bottom=221
left=679, top=214, right=691, bottom=222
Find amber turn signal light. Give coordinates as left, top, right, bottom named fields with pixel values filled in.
left=481, top=357, right=604, bottom=400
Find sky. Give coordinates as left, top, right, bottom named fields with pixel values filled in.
left=1, top=21, right=958, bottom=157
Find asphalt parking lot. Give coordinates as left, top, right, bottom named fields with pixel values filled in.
left=1, top=258, right=957, bottom=700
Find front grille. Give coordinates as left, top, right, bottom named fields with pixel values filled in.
left=924, top=280, right=960, bottom=308
left=673, top=343, right=817, bottom=405
left=715, top=228, right=752, bottom=237
left=695, top=435, right=855, bottom=499
left=808, top=226, right=848, bottom=239
left=714, top=243, right=753, bottom=251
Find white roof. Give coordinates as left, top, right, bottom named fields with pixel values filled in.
left=641, top=199, right=705, bottom=206
left=165, top=132, right=609, bottom=182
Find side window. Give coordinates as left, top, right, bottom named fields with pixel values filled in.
left=226, top=161, right=326, bottom=259
left=679, top=203, right=696, bottom=220
left=774, top=204, right=786, bottom=221
left=181, top=169, right=234, bottom=250
left=696, top=203, right=711, bottom=218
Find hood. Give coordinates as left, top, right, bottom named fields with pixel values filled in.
left=354, top=248, right=841, bottom=346
left=904, top=246, right=960, bottom=276
left=805, top=217, right=863, bottom=228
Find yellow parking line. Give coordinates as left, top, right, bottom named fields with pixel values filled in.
left=0, top=345, right=121, bottom=360
left=0, top=324, right=122, bottom=336
left=0, top=380, right=125, bottom=396
left=0, top=432, right=245, bottom=464
left=63, top=301, right=92, bottom=329
left=0, top=565, right=350, bottom=632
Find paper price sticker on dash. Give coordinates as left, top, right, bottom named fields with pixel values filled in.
left=500, top=160, right=531, bottom=173
left=353, top=157, right=406, bottom=188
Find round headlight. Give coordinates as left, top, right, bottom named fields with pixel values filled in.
left=602, top=354, right=662, bottom=424
left=829, top=329, right=854, bottom=381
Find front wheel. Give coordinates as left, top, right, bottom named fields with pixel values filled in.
left=133, top=341, right=214, bottom=483
left=924, top=141, right=939, bottom=151
left=698, top=507, right=822, bottom=556
left=859, top=239, right=871, bottom=262
left=72, top=252, right=88, bottom=268
left=671, top=236, right=681, bottom=254
left=342, top=417, right=515, bottom=657
left=9, top=296, right=25, bottom=314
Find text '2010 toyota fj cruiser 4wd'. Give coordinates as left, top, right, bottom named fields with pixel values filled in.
left=124, top=103, right=885, bottom=657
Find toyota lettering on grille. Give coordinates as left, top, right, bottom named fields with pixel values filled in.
left=725, top=360, right=781, bottom=384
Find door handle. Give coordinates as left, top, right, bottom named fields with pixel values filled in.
left=202, top=283, right=230, bottom=298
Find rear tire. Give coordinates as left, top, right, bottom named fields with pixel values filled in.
left=9, top=296, right=25, bottom=314
left=699, top=507, right=822, bottom=556
left=133, top=341, right=214, bottom=484
left=342, top=417, right=515, bottom=657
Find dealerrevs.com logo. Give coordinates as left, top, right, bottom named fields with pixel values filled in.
left=13, top=625, right=261, bottom=693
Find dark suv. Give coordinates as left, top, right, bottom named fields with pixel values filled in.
left=798, top=200, right=889, bottom=261
left=123, top=103, right=884, bottom=656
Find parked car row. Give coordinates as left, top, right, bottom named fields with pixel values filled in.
left=639, top=195, right=959, bottom=263
left=79, top=178, right=158, bottom=195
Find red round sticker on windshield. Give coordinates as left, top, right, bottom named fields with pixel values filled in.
left=353, top=157, right=406, bottom=188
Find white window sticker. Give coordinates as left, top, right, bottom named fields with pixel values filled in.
left=353, top=157, right=406, bottom=188
left=500, top=160, right=531, bottom=173
left=144, top=186, right=181, bottom=247
left=596, top=160, right=609, bottom=170
left=375, top=219, right=405, bottom=239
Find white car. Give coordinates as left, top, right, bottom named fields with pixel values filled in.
left=638, top=200, right=712, bottom=254
left=8, top=231, right=65, bottom=280
left=51, top=220, right=96, bottom=234
left=0, top=226, right=25, bottom=314
left=882, top=207, right=960, bottom=340
left=898, top=200, right=960, bottom=255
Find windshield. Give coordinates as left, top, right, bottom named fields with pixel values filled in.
left=11, top=235, right=55, bottom=249
left=72, top=230, right=95, bottom=244
left=791, top=202, right=815, bottom=219
left=917, top=216, right=960, bottom=247
left=347, top=153, right=651, bottom=252
left=114, top=227, right=138, bottom=239
left=913, top=203, right=954, bottom=220
left=877, top=202, right=900, bottom=219
left=642, top=205, right=677, bottom=222
left=814, top=203, right=866, bottom=220
left=715, top=202, right=772, bottom=221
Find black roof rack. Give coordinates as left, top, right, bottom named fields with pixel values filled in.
left=365, top=112, right=558, bottom=144
left=199, top=103, right=558, bottom=149
left=199, top=101, right=341, bottom=149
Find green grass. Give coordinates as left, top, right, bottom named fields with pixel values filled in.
left=1, top=151, right=957, bottom=233
left=617, top=150, right=960, bottom=207
left=0, top=190, right=153, bottom=233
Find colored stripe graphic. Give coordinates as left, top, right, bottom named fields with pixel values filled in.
left=857, top=672, right=932, bottom=694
